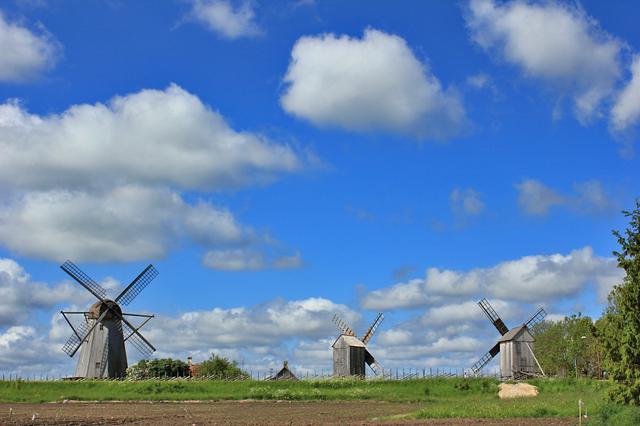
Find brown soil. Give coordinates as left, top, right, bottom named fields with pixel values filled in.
left=0, top=401, right=574, bottom=425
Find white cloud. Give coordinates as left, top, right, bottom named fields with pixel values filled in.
left=202, top=249, right=302, bottom=271
left=611, top=55, right=640, bottom=132
left=0, top=258, right=93, bottom=326
left=0, top=84, right=305, bottom=263
left=0, top=185, right=250, bottom=262
left=190, top=0, right=259, bottom=39
left=516, top=179, right=616, bottom=216
left=466, top=0, right=622, bottom=122
left=0, top=84, right=301, bottom=192
left=360, top=247, right=621, bottom=309
left=280, top=29, right=467, bottom=139
left=420, top=300, right=513, bottom=326
left=450, top=187, right=485, bottom=216
left=0, top=11, right=58, bottom=82
left=376, top=329, right=413, bottom=346
left=145, top=297, right=359, bottom=352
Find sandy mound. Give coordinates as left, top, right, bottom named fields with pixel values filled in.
left=498, top=383, right=539, bottom=399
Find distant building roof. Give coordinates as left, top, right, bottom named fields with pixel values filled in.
left=498, top=325, right=535, bottom=343
left=332, top=334, right=365, bottom=348
left=267, top=361, right=298, bottom=381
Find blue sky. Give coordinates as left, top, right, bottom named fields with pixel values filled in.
left=0, top=0, right=638, bottom=376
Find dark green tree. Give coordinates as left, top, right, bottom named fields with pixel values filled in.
left=195, top=354, right=249, bottom=379
left=602, top=200, right=640, bottom=404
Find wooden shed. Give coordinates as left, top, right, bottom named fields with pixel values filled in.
left=332, top=335, right=366, bottom=377
left=498, top=325, right=539, bottom=379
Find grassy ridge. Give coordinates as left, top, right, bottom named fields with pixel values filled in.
left=0, top=377, right=624, bottom=421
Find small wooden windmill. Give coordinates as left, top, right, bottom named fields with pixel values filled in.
left=331, top=313, right=384, bottom=378
left=59, top=260, right=158, bottom=378
left=471, top=298, right=546, bottom=379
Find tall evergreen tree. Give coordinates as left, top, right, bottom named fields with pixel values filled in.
left=602, top=200, right=640, bottom=404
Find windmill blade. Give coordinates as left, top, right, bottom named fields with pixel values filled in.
left=119, top=316, right=156, bottom=357
left=478, top=298, right=509, bottom=335
left=115, top=264, right=158, bottom=306
left=60, top=260, right=106, bottom=301
left=471, top=343, right=500, bottom=374
left=61, top=308, right=110, bottom=357
left=361, top=313, right=384, bottom=345
left=524, top=307, right=547, bottom=329
left=332, top=314, right=356, bottom=337
left=364, top=349, right=382, bottom=376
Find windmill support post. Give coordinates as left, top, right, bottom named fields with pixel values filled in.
left=525, top=342, right=546, bottom=376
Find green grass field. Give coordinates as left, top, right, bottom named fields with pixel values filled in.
left=1, top=377, right=639, bottom=423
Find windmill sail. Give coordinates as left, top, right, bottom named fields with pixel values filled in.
left=524, top=307, right=547, bottom=329
left=332, top=314, right=356, bottom=337
left=364, top=349, right=382, bottom=375
left=478, top=298, right=509, bottom=335
left=471, top=342, right=500, bottom=374
left=121, top=319, right=155, bottom=356
left=62, top=308, right=111, bottom=357
left=361, top=313, right=384, bottom=345
left=61, top=260, right=107, bottom=300
left=115, top=264, right=158, bottom=306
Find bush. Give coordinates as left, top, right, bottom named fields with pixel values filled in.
left=126, top=358, right=190, bottom=379
left=195, top=354, right=249, bottom=379
left=592, top=404, right=640, bottom=425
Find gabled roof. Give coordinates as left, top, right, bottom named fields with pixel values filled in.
left=498, top=325, right=535, bottom=343
left=332, top=334, right=365, bottom=348
left=268, top=361, right=298, bottom=381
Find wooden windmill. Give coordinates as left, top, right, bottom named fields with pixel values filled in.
left=471, top=298, right=546, bottom=379
left=59, top=260, right=158, bottom=378
left=331, top=313, right=384, bottom=377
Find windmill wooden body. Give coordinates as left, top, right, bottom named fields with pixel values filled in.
left=59, top=261, right=158, bottom=378
left=471, top=298, right=546, bottom=379
left=331, top=313, right=384, bottom=378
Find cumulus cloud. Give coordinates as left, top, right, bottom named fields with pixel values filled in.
left=0, top=326, right=69, bottom=374
left=0, top=11, right=59, bottom=82
left=0, top=185, right=251, bottom=262
left=202, top=249, right=302, bottom=271
left=516, top=179, right=616, bottom=216
left=0, top=258, right=94, bottom=326
left=420, top=300, right=514, bottom=326
left=280, top=29, right=467, bottom=139
left=0, top=84, right=301, bottom=192
left=466, top=0, right=622, bottom=122
left=189, top=0, right=259, bottom=39
left=360, top=247, right=622, bottom=310
left=0, top=84, right=305, bottom=263
left=145, top=297, right=359, bottom=353
left=611, top=55, right=640, bottom=132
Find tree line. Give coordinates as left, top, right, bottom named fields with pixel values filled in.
left=126, top=354, right=248, bottom=380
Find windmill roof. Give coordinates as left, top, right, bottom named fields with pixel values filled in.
left=498, top=325, right=534, bottom=343
left=332, top=334, right=365, bottom=348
